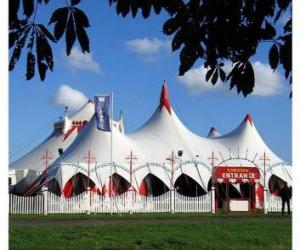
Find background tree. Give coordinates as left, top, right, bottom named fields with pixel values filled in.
left=9, top=0, right=291, bottom=96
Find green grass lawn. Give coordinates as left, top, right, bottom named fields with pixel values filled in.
left=9, top=213, right=291, bottom=250
left=9, top=211, right=281, bottom=221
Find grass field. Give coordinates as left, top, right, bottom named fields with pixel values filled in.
left=9, top=213, right=291, bottom=250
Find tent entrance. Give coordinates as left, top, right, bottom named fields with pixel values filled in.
left=213, top=166, right=260, bottom=212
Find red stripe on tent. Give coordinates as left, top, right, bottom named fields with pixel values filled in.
left=63, top=126, right=77, bottom=141
left=63, top=120, right=88, bottom=141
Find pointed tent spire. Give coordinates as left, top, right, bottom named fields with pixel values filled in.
left=159, top=81, right=171, bottom=114
left=245, top=113, right=253, bottom=126
left=207, top=127, right=221, bottom=138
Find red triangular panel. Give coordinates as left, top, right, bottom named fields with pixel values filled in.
left=159, top=83, right=171, bottom=114
left=139, top=180, right=148, bottom=196
left=63, top=179, right=74, bottom=197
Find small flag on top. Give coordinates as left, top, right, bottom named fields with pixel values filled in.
left=94, top=95, right=111, bottom=132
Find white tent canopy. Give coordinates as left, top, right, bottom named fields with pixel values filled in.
left=14, top=83, right=292, bottom=196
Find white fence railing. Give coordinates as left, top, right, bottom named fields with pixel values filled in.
left=9, top=194, right=44, bottom=214
left=10, top=192, right=290, bottom=215
left=175, top=192, right=211, bottom=212
left=9, top=191, right=211, bottom=214
left=267, top=194, right=292, bottom=212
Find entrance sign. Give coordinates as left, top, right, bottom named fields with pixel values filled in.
left=214, top=166, right=260, bottom=183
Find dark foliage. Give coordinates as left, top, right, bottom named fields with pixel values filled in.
left=9, top=0, right=291, bottom=96
left=9, top=0, right=90, bottom=81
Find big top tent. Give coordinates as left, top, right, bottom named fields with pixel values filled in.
left=17, top=82, right=291, bottom=206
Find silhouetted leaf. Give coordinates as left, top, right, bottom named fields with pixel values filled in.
left=242, top=62, right=255, bottom=96
left=205, top=68, right=214, bottom=82
left=49, top=7, right=69, bottom=25
left=279, top=35, right=291, bottom=78
left=211, top=68, right=219, bottom=85
left=9, top=26, right=31, bottom=71
left=22, top=0, right=34, bottom=17
left=171, top=28, right=184, bottom=51
left=66, top=14, right=76, bottom=55
left=37, top=24, right=56, bottom=43
left=73, top=8, right=90, bottom=27
left=264, top=21, right=276, bottom=38
left=9, top=31, right=20, bottom=49
left=141, top=0, right=151, bottom=18
left=284, top=18, right=292, bottom=33
left=130, top=0, right=139, bottom=17
left=219, top=68, right=226, bottom=82
left=268, top=43, right=279, bottom=70
left=71, top=0, right=81, bottom=6
left=163, top=18, right=180, bottom=35
left=26, top=52, right=35, bottom=80
left=10, top=0, right=20, bottom=25
left=117, top=0, right=130, bottom=17
left=74, top=16, right=90, bottom=53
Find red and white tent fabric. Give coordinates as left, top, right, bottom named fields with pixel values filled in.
left=9, top=100, right=95, bottom=193
left=14, top=83, right=292, bottom=197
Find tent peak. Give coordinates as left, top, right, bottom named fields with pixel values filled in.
left=210, top=127, right=217, bottom=132
left=207, top=126, right=220, bottom=138
left=245, top=113, right=253, bottom=126
left=159, top=81, right=171, bottom=114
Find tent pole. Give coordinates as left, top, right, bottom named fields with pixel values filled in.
left=110, top=92, right=113, bottom=214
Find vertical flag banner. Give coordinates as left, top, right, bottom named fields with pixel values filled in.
left=94, top=95, right=111, bottom=132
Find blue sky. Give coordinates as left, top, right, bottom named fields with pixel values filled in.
left=9, top=1, right=291, bottom=163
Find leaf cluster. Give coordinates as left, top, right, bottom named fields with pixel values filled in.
left=9, top=0, right=90, bottom=81
left=110, top=0, right=292, bottom=96
left=9, top=0, right=292, bottom=97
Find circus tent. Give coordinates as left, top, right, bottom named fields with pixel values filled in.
left=9, top=100, right=95, bottom=193
left=18, top=83, right=292, bottom=202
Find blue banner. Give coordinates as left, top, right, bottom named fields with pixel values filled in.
left=94, top=95, right=111, bottom=132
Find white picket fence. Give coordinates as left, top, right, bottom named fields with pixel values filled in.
left=175, top=193, right=211, bottom=212
left=9, top=194, right=44, bottom=214
left=9, top=191, right=211, bottom=214
left=10, top=192, right=288, bottom=215
left=267, top=194, right=293, bottom=212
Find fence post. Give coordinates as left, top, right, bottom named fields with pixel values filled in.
left=43, top=187, right=48, bottom=215
left=128, top=188, right=134, bottom=214
left=87, top=187, right=91, bottom=215
left=211, top=187, right=216, bottom=214
left=263, top=188, right=268, bottom=214
left=170, top=189, right=175, bottom=213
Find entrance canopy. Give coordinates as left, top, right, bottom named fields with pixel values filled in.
left=214, top=166, right=260, bottom=184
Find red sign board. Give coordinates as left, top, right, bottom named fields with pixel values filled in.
left=214, top=166, right=260, bottom=183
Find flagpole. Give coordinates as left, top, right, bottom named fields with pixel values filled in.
left=110, top=92, right=113, bottom=214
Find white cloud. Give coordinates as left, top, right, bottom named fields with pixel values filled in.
left=64, top=47, right=101, bottom=73
left=178, top=61, right=285, bottom=96
left=50, top=85, right=88, bottom=111
left=125, top=38, right=170, bottom=61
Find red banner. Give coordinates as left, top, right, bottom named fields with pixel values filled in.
left=214, top=166, right=260, bottom=183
